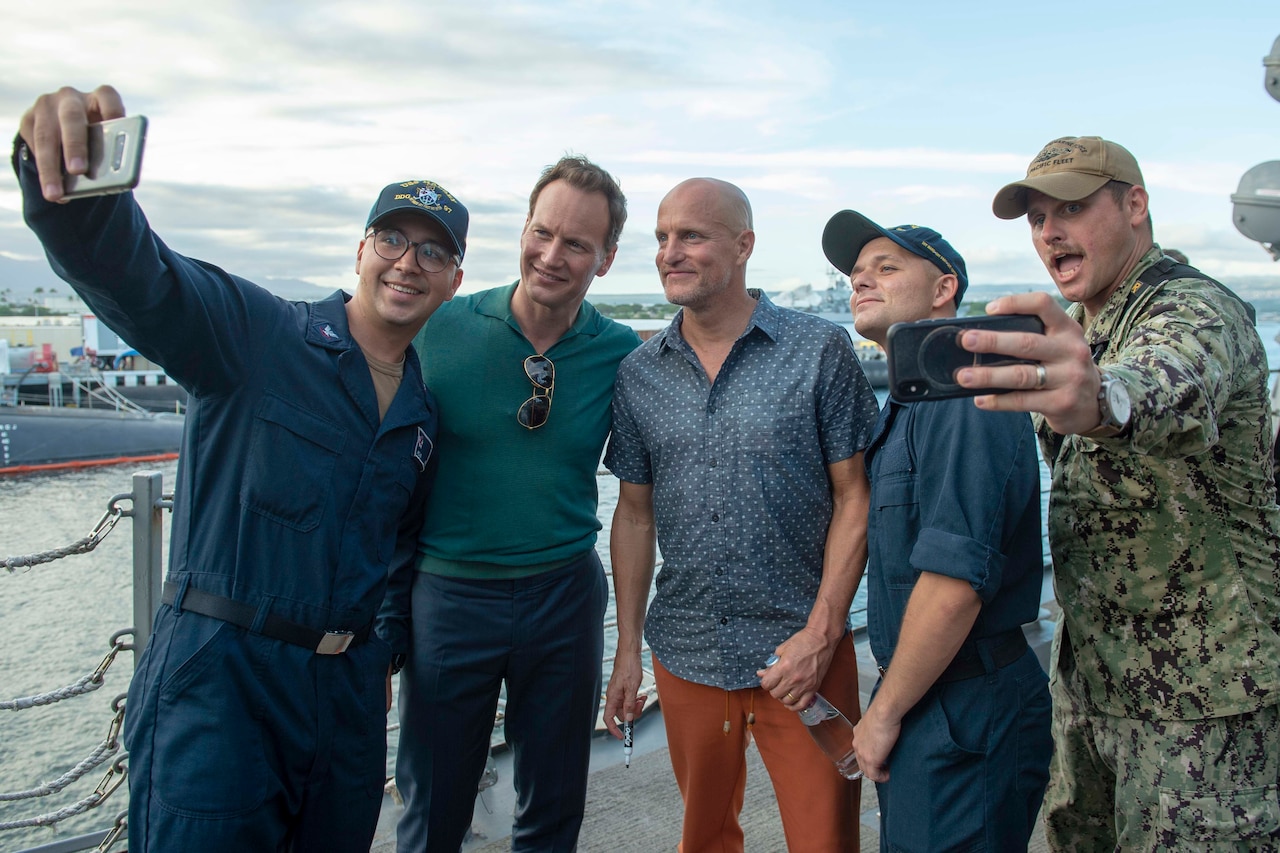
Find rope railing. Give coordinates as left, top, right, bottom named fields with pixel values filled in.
left=0, top=755, right=127, bottom=832
left=2, top=472, right=170, bottom=851
left=0, top=697, right=126, bottom=804
left=2, top=498, right=127, bottom=574
left=1, top=632, right=133, bottom=712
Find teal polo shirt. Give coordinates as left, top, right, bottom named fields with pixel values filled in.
left=412, top=283, right=640, bottom=579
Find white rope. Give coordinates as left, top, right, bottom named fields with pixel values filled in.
left=1, top=631, right=130, bottom=712
left=0, top=700, right=125, bottom=803
left=0, top=756, right=126, bottom=831
left=2, top=504, right=124, bottom=573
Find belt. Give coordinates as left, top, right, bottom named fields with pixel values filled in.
left=877, top=628, right=1029, bottom=684
left=937, top=629, right=1028, bottom=683
left=162, top=581, right=372, bottom=655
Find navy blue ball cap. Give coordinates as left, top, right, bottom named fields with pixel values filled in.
left=366, top=180, right=469, bottom=261
left=822, top=210, right=968, bottom=304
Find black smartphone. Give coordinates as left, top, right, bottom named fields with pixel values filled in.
left=62, top=115, right=148, bottom=200
left=885, top=314, right=1045, bottom=402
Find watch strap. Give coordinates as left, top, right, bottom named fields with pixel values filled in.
left=1084, top=372, right=1128, bottom=438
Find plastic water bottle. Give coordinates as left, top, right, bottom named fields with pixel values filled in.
left=797, top=694, right=863, bottom=780
left=765, top=654, right=863, bottom=780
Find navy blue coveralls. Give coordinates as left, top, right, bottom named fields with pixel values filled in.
left=15, top=143, right=436, bottom=852
left=864, top=395, right=1052, bottom=852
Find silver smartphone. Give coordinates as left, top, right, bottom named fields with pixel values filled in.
left=62, top=115, right=148, bottom=200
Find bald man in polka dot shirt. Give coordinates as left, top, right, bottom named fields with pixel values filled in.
left=604, top=178, right=879, bottom=852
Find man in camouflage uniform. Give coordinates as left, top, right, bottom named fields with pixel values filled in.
left=956, top=136, right=1280, bottom=850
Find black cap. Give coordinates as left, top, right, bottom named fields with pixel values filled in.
left=366, top=180, right=469, bottom=260
left=822, top=210, right=969, bottom=305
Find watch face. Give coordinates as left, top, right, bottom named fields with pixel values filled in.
left=1106, top=380, right=1132, bottom=424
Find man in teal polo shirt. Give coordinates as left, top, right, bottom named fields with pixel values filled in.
left=388, top=155, right=641, bottom=852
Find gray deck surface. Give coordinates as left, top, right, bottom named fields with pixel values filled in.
left=372, top=601, right=1058, bottom=852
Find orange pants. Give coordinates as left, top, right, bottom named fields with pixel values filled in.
left=653, top=635, right=861, bottom=853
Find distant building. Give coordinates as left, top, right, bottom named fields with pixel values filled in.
left=0, top=315, right=82, bottom=358
left=40, top=293, right=88, bottom=314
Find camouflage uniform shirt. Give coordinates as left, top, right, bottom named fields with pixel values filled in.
left=1040, top=246, right=1280, bottom=720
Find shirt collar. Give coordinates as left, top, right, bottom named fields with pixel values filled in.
left=475, top=282, right=605, bottom=341
left=656, top=288, right=781, bottom=354
left=305, top=290, right=357, bottom=350
left=1073, top=245, right=1164, bottom=352
left=304, top=289, right=423, bottom=379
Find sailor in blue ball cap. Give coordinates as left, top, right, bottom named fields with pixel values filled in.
left=822, top=211, right=969, bottom=306
left=16, top=82, right=469, bottom=852
left=365, top=179, right=469, bottom=260
left=822, top=209, right=1051, bottom=851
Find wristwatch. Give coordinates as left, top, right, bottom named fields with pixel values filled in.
left=1088, top=371, right=1132, bottom=437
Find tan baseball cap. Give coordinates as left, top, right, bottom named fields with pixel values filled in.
left=992, top=136, right=1144, bottom=220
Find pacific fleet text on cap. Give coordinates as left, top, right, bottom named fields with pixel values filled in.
left=992, top=136, right=1144, bottom=220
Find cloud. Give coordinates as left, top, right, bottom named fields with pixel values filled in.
left=619, top=147, right=1027, bottom=173
left=2, top=3, right=1277, bottom=298
left=876, top=184, right=990, bottom=205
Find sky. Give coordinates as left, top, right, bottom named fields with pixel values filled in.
left=1, top=1, right=1278, bottom=301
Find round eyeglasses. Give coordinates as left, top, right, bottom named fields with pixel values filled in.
left=367, top=228, right=457, bottom=273
left=519, top=354, right=554, bottom=429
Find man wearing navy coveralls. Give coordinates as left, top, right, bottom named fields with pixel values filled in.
left=14, top=84, right=468, bottom=852
left=821, top=211, right=1051, bottom=850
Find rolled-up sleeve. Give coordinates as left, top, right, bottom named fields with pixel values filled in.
left=909, top=400, right=1038, bottom=604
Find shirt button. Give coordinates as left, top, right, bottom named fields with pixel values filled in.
left=714, top=567, right=723, bottom=576
left=710, top=458, right=718, bottom=468
left=719, top=617, right=729, bottom=625
left=711, top=513, right=719, bottom=522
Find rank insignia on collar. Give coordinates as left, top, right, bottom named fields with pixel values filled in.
left=413, top=427, right=433, bottom=472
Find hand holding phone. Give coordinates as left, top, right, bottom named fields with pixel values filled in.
left=886, top=314, right=1045, bottom=402
left=62, top=115, right=148, bottom=200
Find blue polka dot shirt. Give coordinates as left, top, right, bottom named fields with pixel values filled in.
left=605, top=291, right=879, bottom=689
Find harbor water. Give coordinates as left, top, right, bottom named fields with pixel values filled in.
left=3, top=320, right=1278, bottom=850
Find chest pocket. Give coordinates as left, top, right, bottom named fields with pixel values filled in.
left=870, top=432, right=916, bottom=508
left=241, top=393, right=347, bottom=531
left=870, top=432, right=920, bottom=590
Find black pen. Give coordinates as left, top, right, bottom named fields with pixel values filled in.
left=622, top=719, right=634, bottom=768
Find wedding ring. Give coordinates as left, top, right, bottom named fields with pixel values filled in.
left=785, top=692, right=796, bottom=701
left=1034, top=363, right=1047, bottom=390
